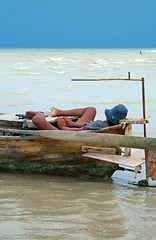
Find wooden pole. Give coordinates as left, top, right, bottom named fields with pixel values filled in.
left=1, top=128, right=156, bottom=151
left=72, top=73, right=142, bottom=82
left=141, top=77, right=149, bottom=182
left=72, top=78, right=142, bottom=82
left=142, top=78, right=146, bottom=137
left=37, top=131, right=156, bottom=150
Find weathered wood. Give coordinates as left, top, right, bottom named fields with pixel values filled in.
left=0, top=136, right=118, bottom=177
left=0, top=113, right=56, bottom=128
left=83, top=149, right=145, bottom=168
left=0, top=122, right=126, bottom=135
left=72, top=78, right=143, bottom=81
left=39, top=131, right=156, bottom=150
left=0, top=122, right=126, bottom=178
left=82, top=146, right=120, bottom=155
left=0, top=136, right=92, bottom=162
left=0, top=128, right=156, bottom=150
left=0, top=113, right=78, bottom=129
left=124, top=124, right=132, bottom=156
left=0, top=128, right=40, bottom=135
left=120, top=118, right=148, bottom=124
left=71, top=73, right=142, bottom=82
left=94, top=123, right=126, bottom=134
left=146, top=150, right=156, bottom=181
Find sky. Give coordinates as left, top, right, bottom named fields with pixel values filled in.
left=0, top=0, right=156, bottom=48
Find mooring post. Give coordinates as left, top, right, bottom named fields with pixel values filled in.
left=141, top=77, right=149, bottom=183
left=142, top=77, right=146, bottom=137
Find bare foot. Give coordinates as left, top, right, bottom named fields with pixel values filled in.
left=51, top=106, right=60, bottom=117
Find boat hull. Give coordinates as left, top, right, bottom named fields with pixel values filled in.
left=0, top=136, right=118, bottom=178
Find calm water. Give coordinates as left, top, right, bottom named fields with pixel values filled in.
left=0, top=48, right=156, bottom=239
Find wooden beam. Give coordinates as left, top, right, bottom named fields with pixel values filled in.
left=39, top=131, right=156, bottom=150
left=0, top=128, right=156, bottom=151
left=120, top=118, right=148, bottom=124
left=71, top=78, right=142, bottom=82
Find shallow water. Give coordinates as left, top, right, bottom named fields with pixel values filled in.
left=0, top=48, right=156, bottom=136
left=0, top=172, right=156, bottom=240
left=0, top=48, right=156, bottom=239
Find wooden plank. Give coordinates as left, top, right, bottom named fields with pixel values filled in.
left=146, top=150, right=156, bottom=181
left=82, top=146, right=120, bottom=155
left=83, top=149, right=145, bottom=168
left=120, top=118, right=149, bottom=124
left=0, top=113, right=56, bottom=128
left=0, top=128, right=156, bottom=150
left=124, top=124, right=132, bottom=156
left=0, top=113, right=78, bottom=128
left=39, top=131, right=156, bottom=150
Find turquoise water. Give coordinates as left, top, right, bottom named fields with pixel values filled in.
left=0, top=49, right=156, bottom=240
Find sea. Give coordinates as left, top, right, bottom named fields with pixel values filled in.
left=0, top=48, right=156, bottom=240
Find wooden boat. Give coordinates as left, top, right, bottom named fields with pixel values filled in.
left=0, top=73, right=156, bottom=185
left=0, top=112, right=155, bottom=183
left=0, top=113, right=127, bottom=177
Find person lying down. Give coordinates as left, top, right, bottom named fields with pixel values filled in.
left=25, top=104, right=128, bottom=131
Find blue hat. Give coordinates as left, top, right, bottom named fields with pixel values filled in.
left=105, top=104, right=128, bottom=124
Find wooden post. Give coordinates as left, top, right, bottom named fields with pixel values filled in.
left=142, top=78, right=146, bottom=137
left=141, top=77, right=149, bottom=183
left=146, top=150, right=156, bottom=181
left=124, top=124, right=132, bottom=156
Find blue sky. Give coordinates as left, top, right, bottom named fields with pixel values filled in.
left=0, top=0, right=155, bottom=48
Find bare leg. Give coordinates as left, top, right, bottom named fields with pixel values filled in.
left=25, top=111, right=57, bottom=130
left=61, top=117, right=84, bottom=127
left=51, top=106, right=95, bottom=118
left=33, top=116, right=83, bottom=131
left=26, top=111, right=46, bottom=119
left=32, top=115, right=58, bottom=130
left=51, top=106, right=96, bottom=126
left=56, top=118, right=83, bottom=131
left=25, top=109, right=90, bottom=131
